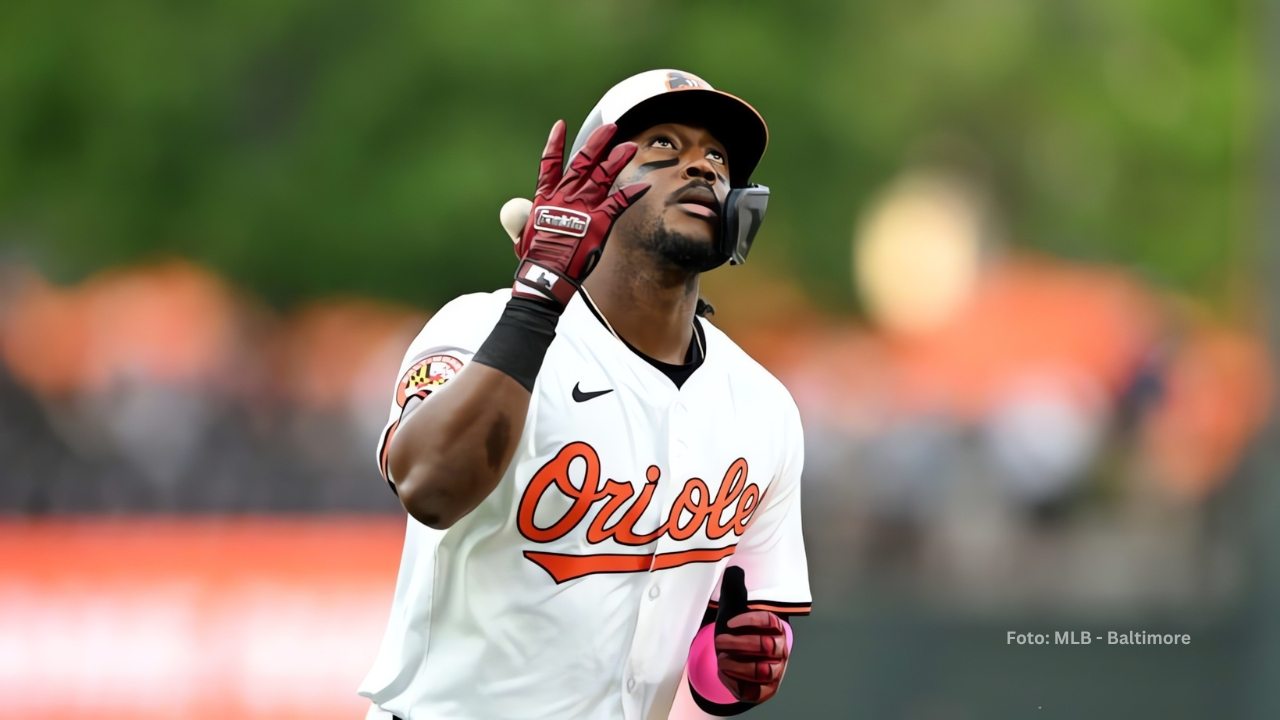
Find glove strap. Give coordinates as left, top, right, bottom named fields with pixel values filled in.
left=512, top=259, right=579, bottom=308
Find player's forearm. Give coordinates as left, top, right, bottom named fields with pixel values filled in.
left=390, top=296, right=561, bottom=528
left=388, top=363, right=531, bottom=529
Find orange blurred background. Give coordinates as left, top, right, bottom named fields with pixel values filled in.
left=0, top=518, right=402, bottom=719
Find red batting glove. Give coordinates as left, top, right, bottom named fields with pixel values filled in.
left=511, top=120, right=649, bottom=309
left=714, top=567, right=791, bottom=704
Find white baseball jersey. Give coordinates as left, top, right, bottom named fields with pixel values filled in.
left=360, top=289, right=810, bottom=720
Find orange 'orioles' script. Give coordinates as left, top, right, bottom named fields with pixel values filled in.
left=517, top=442, right=762, bottom=583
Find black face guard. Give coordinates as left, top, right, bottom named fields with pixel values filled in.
left=718, top=184, right=769, bottom=266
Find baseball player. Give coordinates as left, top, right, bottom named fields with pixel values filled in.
left=361, top=69, right=810, bottom=720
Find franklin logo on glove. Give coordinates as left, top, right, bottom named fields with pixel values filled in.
left=533, top=207, right=590, bottom=237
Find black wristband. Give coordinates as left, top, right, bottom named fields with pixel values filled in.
left=471, top=296, right=561, bottom=392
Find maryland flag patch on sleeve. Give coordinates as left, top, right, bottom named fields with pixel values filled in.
left=395, top=353, right=465, bottom=407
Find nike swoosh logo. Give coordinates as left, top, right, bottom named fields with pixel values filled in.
left=572, top=383, right=614, bottom=403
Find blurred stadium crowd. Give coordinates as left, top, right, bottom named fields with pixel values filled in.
left=0, top=259, right=415, bottom=514
left=1, top=170, right=1269, bottom=613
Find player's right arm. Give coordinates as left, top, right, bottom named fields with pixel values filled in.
left=388, top=360, right=531, bottom=529
left=387, top=120, right=647, bottom=529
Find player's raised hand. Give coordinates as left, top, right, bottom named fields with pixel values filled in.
left=510, top=120, right=649, bottom=309
left=714, top=566, right=791, bottom=704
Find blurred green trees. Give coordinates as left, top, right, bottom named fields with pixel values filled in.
left=0, top=0, right=1257, bottom=310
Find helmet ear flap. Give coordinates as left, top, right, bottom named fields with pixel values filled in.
left=719, top=185, right=769, bottom=265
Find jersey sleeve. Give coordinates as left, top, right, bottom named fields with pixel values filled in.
left=374, top=290, right=508, bottom=486
left=717, top=395, right=812, bottom=617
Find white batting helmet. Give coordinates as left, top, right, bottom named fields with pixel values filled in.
left=569, top=69, right=768, bottom=189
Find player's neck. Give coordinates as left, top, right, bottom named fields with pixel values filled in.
left=582, top=251, right=698, bottom=366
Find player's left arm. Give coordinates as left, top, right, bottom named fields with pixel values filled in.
left=687, top=398, right=811, bottom=715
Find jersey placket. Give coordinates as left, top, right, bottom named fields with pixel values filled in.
left=580, top=303, right=713, bottom=720
left=619, top=392, right=696, bottom=720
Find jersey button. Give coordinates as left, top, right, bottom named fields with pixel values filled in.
left=626, top=676, right=637, bottom=692
left=648, top=585, right=661, bottom=600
